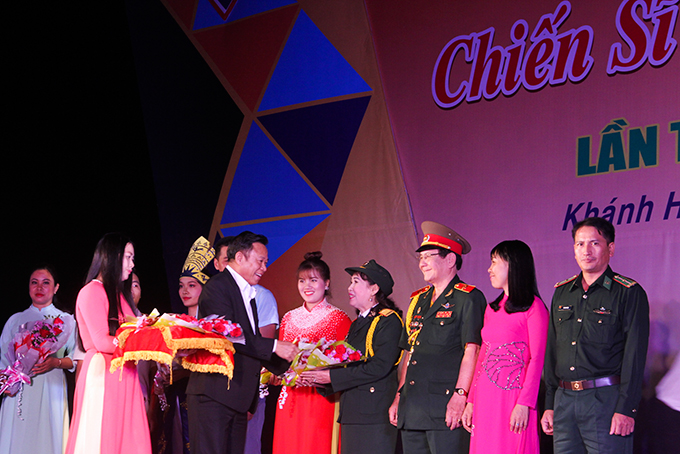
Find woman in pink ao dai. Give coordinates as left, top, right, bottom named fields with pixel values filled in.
left=462, top=240, right=548, bottom=454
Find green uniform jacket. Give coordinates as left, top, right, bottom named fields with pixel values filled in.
left=544, top=266, right=650, bottom=417
left=397, top=275, right=486, bottom=430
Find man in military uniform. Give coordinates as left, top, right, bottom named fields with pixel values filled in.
left=389, top=221, right=486, bottom=454
left=541, top=217, right=650, bottom=454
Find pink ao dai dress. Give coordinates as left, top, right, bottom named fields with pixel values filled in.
left=468, top=295, right=548, bottom=454
left=65, top=280, right=151, bottom=454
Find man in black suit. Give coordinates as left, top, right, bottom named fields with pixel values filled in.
left=187, top=231, right=299, bottom=454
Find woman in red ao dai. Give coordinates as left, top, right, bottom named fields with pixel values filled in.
left=271, top=252, right=351, bottom=454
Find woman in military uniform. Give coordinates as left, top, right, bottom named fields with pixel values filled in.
left=301, top=260, right=403, bottom=454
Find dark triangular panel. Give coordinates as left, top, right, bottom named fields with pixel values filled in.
left=194, top=7, right=296, bottom=110
left=228, top=0, right=297, bottom=23
left=193, top=5, right=297, bottom=110
left=164, top=0, right=199, bottom=30
left=221, top=122, right=329, bottom=224
left=259, top=95, right=371, bottom=204
left=193, top=0, right=233, bottom=29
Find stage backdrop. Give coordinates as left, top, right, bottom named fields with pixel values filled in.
left=365, top=0, right=679, bottom=372
left=158, top=0, right=679, bottom=372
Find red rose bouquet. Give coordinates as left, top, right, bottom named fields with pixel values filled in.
left=0, top=316, right=75, bottom=397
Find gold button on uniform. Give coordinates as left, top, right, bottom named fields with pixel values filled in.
left=409, top=380, right=415, bottom=385
left=370, top=387, right=375, bottom=393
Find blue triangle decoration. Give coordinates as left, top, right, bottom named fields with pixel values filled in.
left=221, top=122, right=329, bottom=224
left=228, top=0, right=297, bottom=23
left=219, top=214, right=330, bottom=264
left=193, top=0, right=231, bottom=30
left=259, top=10, right=371, bottom=111
left=259, top=95, right=371, bottom=204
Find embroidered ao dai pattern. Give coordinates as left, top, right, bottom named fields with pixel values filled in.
left=272, top=299, right=351, bottom=454
left=468, top=295, right=548, bottom=454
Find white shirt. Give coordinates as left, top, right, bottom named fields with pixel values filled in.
left=226, top=265, right=257, bottom=332
left=225, top=265, right=277, bottom=351
left=656, top=355, right=680, bottom=411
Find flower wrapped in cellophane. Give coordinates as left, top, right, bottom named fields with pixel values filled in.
left=262, top=338, right=363, bottom=387
left=111, top=310, right=243, bottom=380
left=0, top=316, right=75, bottom=397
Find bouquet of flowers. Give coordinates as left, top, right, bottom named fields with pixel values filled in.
left=163, top=313, right=244, bottom=340
left=0, top=316, right=75, bottom=397
left=112, top=310, right=243, bottom=380
left=263, top=338, right=363, bottom=387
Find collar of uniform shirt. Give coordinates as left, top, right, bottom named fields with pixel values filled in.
left=360, top=304, right=379, bottom=318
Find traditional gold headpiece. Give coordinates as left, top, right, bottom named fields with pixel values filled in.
left=180, top=236, right=215, bottom=285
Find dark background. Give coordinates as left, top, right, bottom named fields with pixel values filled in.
left=3, top=0, right=242, bottom=326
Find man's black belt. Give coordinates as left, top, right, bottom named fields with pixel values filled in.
left=559, top=375, right=620, bottom=391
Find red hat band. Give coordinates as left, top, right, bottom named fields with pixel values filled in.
left=420, top=233, right=463, bottom=255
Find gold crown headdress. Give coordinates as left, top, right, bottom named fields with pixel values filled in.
left=180, top=236, right=215, bottom=285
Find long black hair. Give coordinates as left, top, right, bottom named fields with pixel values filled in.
left=489, top=240, right=541, bottom=314
left=85, top=233, right=136, bottom=335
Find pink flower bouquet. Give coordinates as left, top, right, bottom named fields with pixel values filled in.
left=0, top=316, right=75, bottom=396
left=266, top=338, right=363, bottom=387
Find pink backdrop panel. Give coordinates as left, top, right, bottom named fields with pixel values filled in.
left=366, top=0, right=679, bottom=361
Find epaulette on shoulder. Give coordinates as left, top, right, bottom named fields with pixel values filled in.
left=613, top=275, right=637, bottom=288
left=410, top=286, right=430, bottom=299
left=555, top=275, right=578, bottom=288
left=379, top=308, right=396, bottom=317
left=454, top=282, right=476, bottom=293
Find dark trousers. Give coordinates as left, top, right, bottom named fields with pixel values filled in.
left=341, top=423, right=398, bottom=454
left=400, top=427, right=469, bottom=454
left=187, top=394, right=247, bottom=454
left=648, top=396, right=680, bottom=454
left=553, top=385, right=633, bottom=454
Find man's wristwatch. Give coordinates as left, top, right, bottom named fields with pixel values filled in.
left=454, top=388, right=468, bottom=397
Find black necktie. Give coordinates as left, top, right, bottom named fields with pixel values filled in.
left=250, top=298, right=259, bottom=334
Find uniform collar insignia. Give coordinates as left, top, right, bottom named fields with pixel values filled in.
left=603, top=275, right=612, bottom=290
left=445, top=289, right=453, bottom=297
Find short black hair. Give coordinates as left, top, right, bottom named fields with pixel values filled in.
left=214, top=235, right=234, bottom=259
left=433, top=247, right=463, bottom=270
left=572, top=217, right=615, bottom=244
left=226, top=231, right=268, bottom=261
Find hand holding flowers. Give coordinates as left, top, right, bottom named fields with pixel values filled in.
left=262, top=338, right=362, bottom=387
left=1, top=316, right=75, bottom=397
